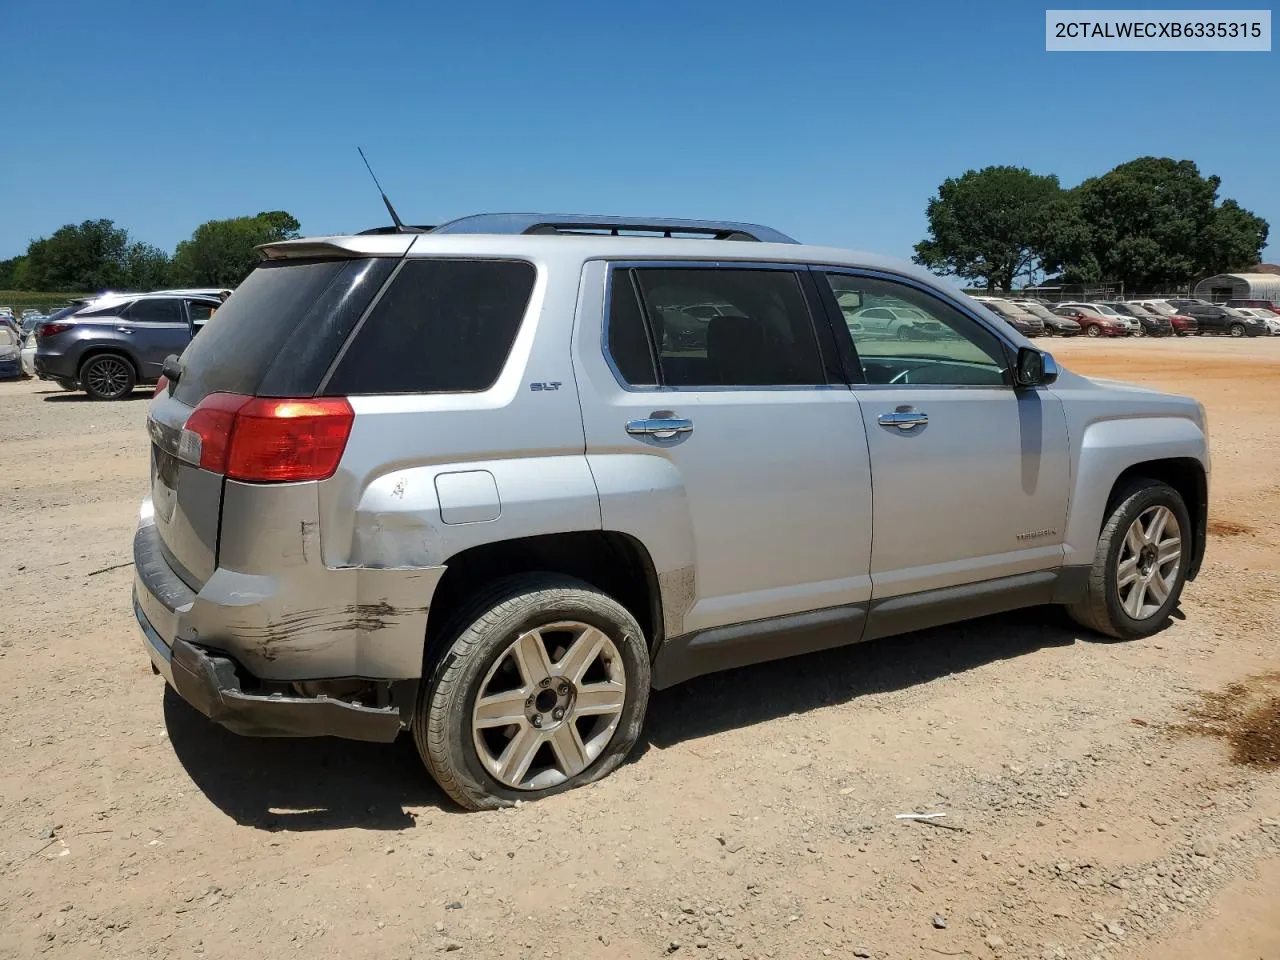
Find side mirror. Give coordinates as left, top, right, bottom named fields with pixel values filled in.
left=1014, top=347, right=1058, bottom=388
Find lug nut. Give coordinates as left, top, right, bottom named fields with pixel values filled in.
left=558, top=684, right=570, bottom=696
left=531, top=715, right=542, bottom=728
left=525, top=696, right=534, bottom=707
left=553, top=708, right=565, bottom=721
left=539, top=677, right=551, bottom=688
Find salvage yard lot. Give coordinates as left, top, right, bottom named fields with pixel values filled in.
left=1, top=336, right=1277, bottom=960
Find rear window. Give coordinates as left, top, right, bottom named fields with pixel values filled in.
left=323, top=259, right=536, bottom=395
left=173, top=258, right=396, bottom=405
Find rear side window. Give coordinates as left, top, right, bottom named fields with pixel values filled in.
left=125, top=298, right=184, bottom=324
left=174, top=258, right=395, bottom=405
left=606, top=266, right=825, bottom=388
left=325, top=259, right=536, bottom=395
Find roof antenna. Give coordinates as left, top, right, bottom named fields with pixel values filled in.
left=357, top=146, right=407, bottom=233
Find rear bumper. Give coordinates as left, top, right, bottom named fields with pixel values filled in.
left=133, top=517, right=405, bottom=742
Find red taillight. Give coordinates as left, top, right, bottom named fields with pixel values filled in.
left=37, top=322, right=73, bottom=339
left=154, top=375, right=169, bottom=395
left=183, top=393, right=354, bottom=482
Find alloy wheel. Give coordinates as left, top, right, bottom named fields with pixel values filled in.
left=84, top=357, right=132, bottom=398
left=471, top=621, right=627, bottom=790
left=1115, top=505, right=1182, bottom=620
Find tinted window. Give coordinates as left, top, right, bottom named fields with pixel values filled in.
left=175, top=258, right=395, bottom=405
left=326, top=259, right=536, bottom=395
left=608, top=267, right=825, bottom=388
left=823, top=274, right=1007, bottom=386
left=607, top=271, right=658, bottom=386
left=125, top=298, right=184, bottom=324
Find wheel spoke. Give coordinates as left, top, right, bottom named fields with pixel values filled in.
left=1157, top=536, right=1181, bottom=566
left=1123, top=580, right=1147, bottom=618
left=473, top=689, right=530, bottom=728
left=495, top=724, right=543, bottom=786
left=511, top=630, right=553, bottom=687
left=555, top=626, right=605, bottom=683
left=548, top=723, right=589, bottom=777
left=574, top=682, right=626, bottom=717
left=1146, top=507, right=1170, bottom=544
left=1116, top=556, right=1139, bottom=588
left=1123, top=523, right=1144, bottom=558
left=1148, top=573, right=1171, bottom=605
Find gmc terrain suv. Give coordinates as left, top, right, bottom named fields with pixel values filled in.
left=35, top=290, right=226, bottom=399
left=134, top=214, right=1210, bottom=810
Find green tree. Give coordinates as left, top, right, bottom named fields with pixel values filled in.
left=913, top=166, right=1063, bottom=293
left=122, top=243, right=172, bottom=289
left=0, top=256, right=26, bottom=289
left=170, top=211, right=301, bottom=287
left=20, top=219, right=133, bottom=291
left=1069, top=157, right=1268, bottom=287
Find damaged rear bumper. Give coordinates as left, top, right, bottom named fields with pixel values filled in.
left=135, top=593, right=405, bottom=742
left=133, top=514, right=415, bottom=743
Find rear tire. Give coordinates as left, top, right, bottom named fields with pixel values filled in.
left=414, top=574, right=650, bottom=811
left=1067, top=479, right=1191, bottom=640
left=79, top=354, right=136, bottom=400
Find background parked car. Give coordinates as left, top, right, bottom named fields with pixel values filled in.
left=1234, top=308, right=1280, bottom=334
left=1052, top=304, right=1128, bottom=337
left=1012, top=299, right=1080, bottom=336
left=1104, top=302, right=1173, bottom=337
left=1170, top=301, right=1267, bottom=337
left=1225, top=298, right=1280, bottom=316
left=20, top=330, right=37, bottom=377
left=1127, top=300, right=1198, bottom=336
left=1060, top=302, right=1140, bottom=335
left=972, top=297, right=1044, bottom=337
left=33, top=291, right=224, bottom=399
left=849, top=304, right=946, bottom=339
left=0, top=323, right=22, bottom=379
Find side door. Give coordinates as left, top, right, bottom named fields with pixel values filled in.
left=121, top=297, right=192, bottom=378
left=575, top=260, right=874, bottom=640
left=814, top=270, right=1071, bottom=638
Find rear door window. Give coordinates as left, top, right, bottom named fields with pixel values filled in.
left=124, top=298, right=185, bottom=324
left=324, top=259, right=537, bottom=395
left=606, top=266, right=826, bottom=388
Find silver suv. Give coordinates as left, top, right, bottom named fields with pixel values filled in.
left=134, top=214, right=1210, bottom=810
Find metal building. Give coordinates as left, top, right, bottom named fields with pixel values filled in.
left=1193, top=272, right=1280, bottom=302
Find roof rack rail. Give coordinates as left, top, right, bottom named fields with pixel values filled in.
left=426, top=213, right=798, bottom=244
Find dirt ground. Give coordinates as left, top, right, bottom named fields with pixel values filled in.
left=1, top=336, right=1277, bottom=960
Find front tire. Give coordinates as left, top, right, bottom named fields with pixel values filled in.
left=1085, top=324, right=1101, bottom=338
left=415, top=574, right=651, bottom=810
left=80, top=354, right=136, bottom=400
left=1229, top=323, right=1245, bottom=338
left=1067, top=480, right=1191, bottom=640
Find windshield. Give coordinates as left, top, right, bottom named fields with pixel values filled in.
left=1091, top=304, right=1121, bottom=315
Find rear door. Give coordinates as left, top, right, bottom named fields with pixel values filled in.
left=148, top=258, right=396, bottom=587
left=576, top=261, right=873, bottom=635
left=122, top=297, right=191, bottom=378
left=815, top=270, right=1071, bottom=615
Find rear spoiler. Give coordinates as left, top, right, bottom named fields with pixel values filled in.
left=255, top=235, right=416, bottom=261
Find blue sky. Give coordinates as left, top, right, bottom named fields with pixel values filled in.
left=2, top=0, right=1275, bottom=264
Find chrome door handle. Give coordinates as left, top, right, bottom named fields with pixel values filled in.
left=626, top=417, right=694, bottom=440
left=116, top=327, right=134, bottom=334
left=878, top=409, right=928, bottom=430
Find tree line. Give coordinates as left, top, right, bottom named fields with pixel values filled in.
left=913, top=157, right=1269, bottom=293
left=0, top=211, right=301, bottom=293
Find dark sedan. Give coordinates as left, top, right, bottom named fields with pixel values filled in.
left=1104, top=302, right=1173, bottom=337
